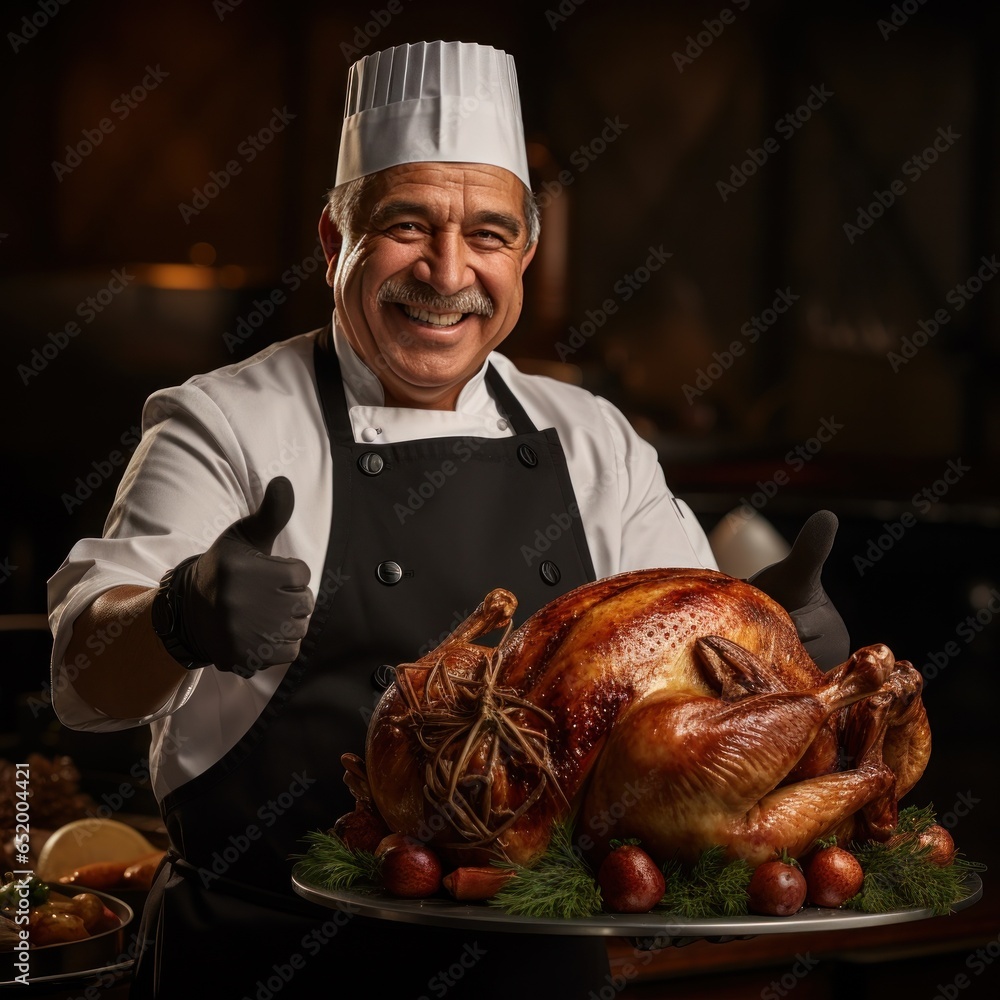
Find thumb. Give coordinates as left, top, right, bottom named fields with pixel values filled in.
left=750, top=510, right=838, bottom=608
left=227, top=477, right=295, bottom=554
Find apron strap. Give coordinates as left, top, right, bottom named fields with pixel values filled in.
left=483, top=363, right=537, bottom=436
left=162, top=851, right=329, bottom=918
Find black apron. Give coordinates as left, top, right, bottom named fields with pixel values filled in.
left=130, top=333, right=611, bottom=998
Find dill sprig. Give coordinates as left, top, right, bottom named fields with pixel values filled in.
left=845, top=841, right=978, bottom=916
left=291, top=830, right=382, bottom=892
left=845, top=806, right=986, bottom=916
left=658, top=846, right=752, bottom=918
left=895, top=803, right=938, bottom=834
left=488, top=823, right=602, bottom=919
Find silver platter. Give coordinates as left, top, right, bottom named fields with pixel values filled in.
left=291, top=866, right=982, bottom=941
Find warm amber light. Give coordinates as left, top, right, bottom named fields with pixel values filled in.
left=135, top=264, right=220, bottom=290
left=189, top=241, right=217, bottom=266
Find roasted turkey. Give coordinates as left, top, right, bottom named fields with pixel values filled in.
left=348, top=568, right=930, bottom=870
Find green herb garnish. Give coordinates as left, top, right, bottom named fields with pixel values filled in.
left=658, top=846, right=752, bottom=918
left=0, top=874, right=49, bottom=910
left=845, top=805, right=986, bottom=916
left=489, top=823, right=602, bottom=919
left=894, top=803, right=938, bottom=834
left=291, top=830, right=382, bottom=891
left=845, top=842, right=981, bottom=916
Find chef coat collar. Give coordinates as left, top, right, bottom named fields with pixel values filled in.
left=330, top=312, right=498, bottom=416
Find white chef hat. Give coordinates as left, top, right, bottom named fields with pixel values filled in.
left=335, top=40, right=531, bottom=189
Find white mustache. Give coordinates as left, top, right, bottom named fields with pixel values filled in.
left=377, top=278, right=494, bottom=318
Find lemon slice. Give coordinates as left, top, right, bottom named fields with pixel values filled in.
left=35, top=818, right=158, bottom=881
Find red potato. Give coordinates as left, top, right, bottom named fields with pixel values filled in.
left=597, top=843, right=666, bottom=913
left=748, top=860, right=808, bottom=916
left=888, top=822, right=956, bottom=867
left=374, top=832, right=420, bottom=858
left=915, top=824, right=956, bottom=867
left=804, top=846, right=864, bottom=907
left=29, top=910, right=89, bottom=946
left=332, top=805, right=390, bottom=854
left=69, top=892, right=105, bottom=931
left=380, top=842, right=443, bottom=898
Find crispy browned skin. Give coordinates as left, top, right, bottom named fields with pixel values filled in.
left=363, top=569, right=930, bottom=868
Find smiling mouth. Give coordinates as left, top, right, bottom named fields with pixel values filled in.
left=398, top=303, right=466, bottom=327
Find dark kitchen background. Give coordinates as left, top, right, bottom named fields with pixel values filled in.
left=1, top=1, right=998, bottom=995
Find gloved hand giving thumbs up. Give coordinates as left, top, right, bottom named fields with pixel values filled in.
left=151, top=477, right=314, bottom=677
left=748, top=510, right=850, bottom=672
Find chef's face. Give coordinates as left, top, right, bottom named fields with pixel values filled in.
left=326, top=161, right=537, bottom=410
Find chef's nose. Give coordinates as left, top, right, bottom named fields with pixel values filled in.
left=411, top=231, right=474, bottom=297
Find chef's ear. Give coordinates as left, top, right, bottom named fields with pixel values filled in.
left=520, top=239, right=537, bottom=274
left=318, top=209, right=342, bottom=286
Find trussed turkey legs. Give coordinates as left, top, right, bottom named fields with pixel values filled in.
left=360, top=569, right=933, bottom=870
left=580, top=639, right=898, bottom=865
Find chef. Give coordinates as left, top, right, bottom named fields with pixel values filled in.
left=48, top=40, right=847, bottom=998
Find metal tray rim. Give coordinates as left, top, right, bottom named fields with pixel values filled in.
left=291, top=866, right=983, bottom=939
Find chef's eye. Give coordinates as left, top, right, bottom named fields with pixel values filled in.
left=470, top=230, right=506, bottom=246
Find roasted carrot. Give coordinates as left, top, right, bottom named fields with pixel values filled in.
left=57, top=860, right=131, bottom=890
left=123, top=850, right=167, bottom=889
left=441, top=866, right=515, bottom=901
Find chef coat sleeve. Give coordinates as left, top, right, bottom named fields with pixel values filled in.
left=594, top=396, right=719, bottom=574
left=47, top=383, right=256, bottom=732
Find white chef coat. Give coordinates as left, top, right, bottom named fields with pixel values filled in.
left=47, top=317, right=718, bottom=801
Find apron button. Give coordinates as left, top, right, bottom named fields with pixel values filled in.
left=371, top=663, right=396, bottom=689
left=517, top=444, right=538, bottom=468
left=539, top=560, right=561, bottom=586
left=358, top=452, right=384, bottom=475
left=376, top=560, right=403, bottom=585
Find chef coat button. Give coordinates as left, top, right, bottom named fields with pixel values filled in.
left=358, top=452, right=384, bottom=476
left=539, top=560, right=561, bottom=586
left=376, top=560, right=403, bottom=585
left=361, top=426, right=380, bottom=443
left=371, top=663, right=396, bottom=690
left=517, top=444, right=537, bottom=468
left=497, top=418, right=509, bottom=431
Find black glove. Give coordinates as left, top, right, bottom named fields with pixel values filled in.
left=748, top=510, right=849, bottom=671
left=152, top=477, right=314, bottom=677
